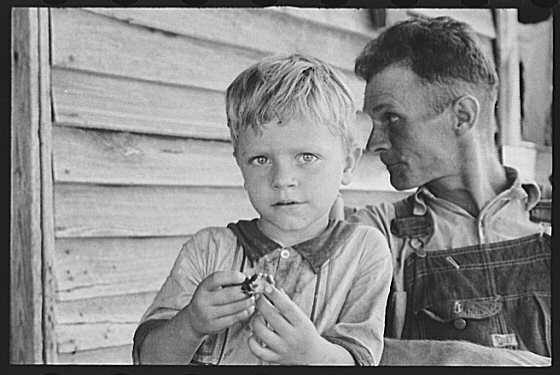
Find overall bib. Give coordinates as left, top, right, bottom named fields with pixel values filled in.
left=388, top=197, right=551, bottom=357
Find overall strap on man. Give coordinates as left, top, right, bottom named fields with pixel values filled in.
left=387, top=194, right=434, bottom=338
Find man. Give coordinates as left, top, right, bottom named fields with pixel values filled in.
left=347, top=16, right=551, bottom=366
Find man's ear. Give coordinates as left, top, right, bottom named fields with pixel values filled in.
left=452, top=95, right=479, bottom=135
left=341, top=146, right=362, bottom=186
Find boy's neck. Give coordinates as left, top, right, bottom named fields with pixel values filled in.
left=256, top=215, right=330, bottom=248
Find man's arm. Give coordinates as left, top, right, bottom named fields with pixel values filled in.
left=380, top=338, right=551, bottom=366
left=137, top=307, right=206, bottom=364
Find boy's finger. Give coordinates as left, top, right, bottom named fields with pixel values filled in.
left=251, top=314, right=282, bottom=352
left=263, top=285, right=304, bottom=326
left=213, top=285, right=252, bottom=305
left=213, top=295, right=255, bottom=317
left=213, top=304, right=255, bottom=328
left=255, top=292, right=291, bottom=336
left=247, top=335, right=280, bottom=363
left=204, top=271, right=247, bottom=291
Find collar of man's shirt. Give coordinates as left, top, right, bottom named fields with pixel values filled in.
left=412, top=166, right=541, bottom=216
left=227, top=218, right=357, bottom=273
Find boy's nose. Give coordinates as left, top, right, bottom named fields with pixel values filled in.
left=271, top=163, right=297, bottom=189
left=367, top=121, right=390, bottom=153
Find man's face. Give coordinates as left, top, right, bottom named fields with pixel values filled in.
left=236, top=117, right=354, bottom=244
left=363, top=65, right=458, bottom=190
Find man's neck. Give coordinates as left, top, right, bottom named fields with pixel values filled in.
left=426, top=148, right=508, bottom=217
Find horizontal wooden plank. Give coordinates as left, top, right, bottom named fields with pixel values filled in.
left=51, top=67, right=229, bottom=140
left=86, top=8, right=374, bottom=73
left=51, top=8, right=263, bottom=91
left=54, top=182, right=402, bottom=239
left=51, top=8, right=365, bottom=107
left=55, top=237, right=186, bottom=301
left=271, top=7, right=377, bottom=36
left=55, top=292, right=156, bottom=359
left=56, top=291, right=156, bottom=324
left=52, top=125, right=394, bottom=191
left=54, top=184, right=258, bottom=238
left=57, top=321, right=135, bottom=354
left=56, top=343, right=132, bottom=364
left=52, top=125, right=241, bottom=186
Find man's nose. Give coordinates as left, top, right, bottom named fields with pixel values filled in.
left=367, top=121, right=390, bottom=153
left=271, top=162, right=297, bottom=189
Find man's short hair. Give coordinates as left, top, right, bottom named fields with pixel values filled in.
left=354, top=16, right=499, bottom=113
left=226, top=53, right=356, bottom=155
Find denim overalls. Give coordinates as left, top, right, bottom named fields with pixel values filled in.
left=387, top=196, right=551, bottom=357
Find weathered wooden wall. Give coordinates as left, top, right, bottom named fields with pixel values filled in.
left=11, top=7, right=44, bottom=364
left=49, top=8, right=404, bottom=364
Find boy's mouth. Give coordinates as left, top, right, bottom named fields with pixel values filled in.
left=272, top=200, right=303, bottom=207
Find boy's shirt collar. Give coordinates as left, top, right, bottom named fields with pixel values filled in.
left=227, top=218, right=356, bottom=273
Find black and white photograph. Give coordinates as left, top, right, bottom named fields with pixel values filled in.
left=11, top=2, right=554, bottom=367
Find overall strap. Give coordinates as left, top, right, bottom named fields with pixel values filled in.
left=529, top=199, right=551, bottom=224
left=390, top=194, right=433, bottom=239
left=387, top=194, right=433, bottom=339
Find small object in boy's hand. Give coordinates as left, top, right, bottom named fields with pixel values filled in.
left=240, top=273, right=275, bottom=296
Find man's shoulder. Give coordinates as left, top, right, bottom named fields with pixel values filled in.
left=348, top=195, right=413, bottom=226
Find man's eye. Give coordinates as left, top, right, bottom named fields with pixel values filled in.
left=385, top=113, right=400, bottom=124
left=250, top=156, right=269, bottom=165
left=297, top=153, right=318, bottom=164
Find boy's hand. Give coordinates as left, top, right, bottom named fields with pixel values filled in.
left=247, top=285, right=326, bottom=365
left=186, top=271, right=256, bottom=338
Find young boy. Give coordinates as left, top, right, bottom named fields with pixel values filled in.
left=132, top=54, right=392, bottom=365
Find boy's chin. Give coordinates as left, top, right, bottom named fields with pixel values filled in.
left=257, top=215, right=329, bottom=238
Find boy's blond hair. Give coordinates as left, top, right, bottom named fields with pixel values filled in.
left=225, top=54, right=356, bottom=155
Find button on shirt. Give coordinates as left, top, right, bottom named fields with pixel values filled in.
left=133, top=219, right=392, bottom=365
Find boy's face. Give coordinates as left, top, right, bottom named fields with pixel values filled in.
left=236, top=117, right=356, bottom=244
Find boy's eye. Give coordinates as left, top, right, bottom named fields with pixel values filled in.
left=297, top=153, right=318, bottom=164
left=249, top=156, right=269, bottom=166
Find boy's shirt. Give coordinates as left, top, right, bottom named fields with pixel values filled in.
left=133, top=219, right=392, bottom=365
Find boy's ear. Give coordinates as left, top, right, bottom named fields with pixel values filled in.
left=452, top=95, right=479, bottom=136
left=341, top=146, right=362, bottom=186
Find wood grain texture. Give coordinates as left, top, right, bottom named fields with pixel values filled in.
left=55, top=293, right=156, bottom=358
left=52, top=126, right=242, bottom=186
left=57, top=322, right=136, bottom=354
left=55, top=237, right=188, bottom=301
left=54, top=184, right=403, bottom=239
left=56, top=291, right=157, bottom=324
left=52, top=125, right=394, bottom=191
left=50, top=8, right=365, bottom=107
left=38, top=8, right=58, bottom=364
left=11, top=8, right=43, bottom=364
left=85, top=7, right=373, bottom=73
left=51, top=67, right=230, bottom=140
left=270, top=7, right=377, bottom=36
left=56, top=344, right=133, bottom=364
left=54, top=184, right=258, bottom=238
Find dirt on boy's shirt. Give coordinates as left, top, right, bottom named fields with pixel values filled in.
left=133, top=219, right=392, bottom=365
